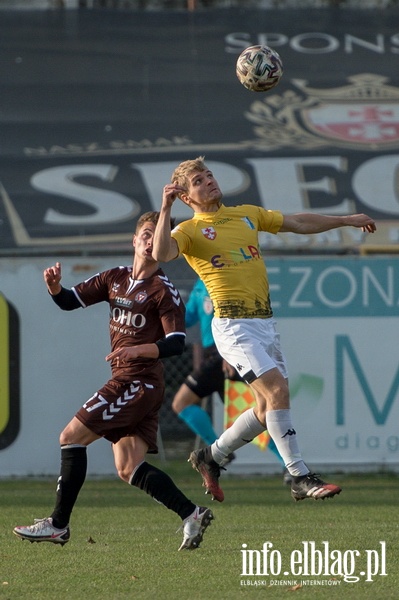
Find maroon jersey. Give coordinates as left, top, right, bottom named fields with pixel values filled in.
left=72, top=266, right=186, bottom=385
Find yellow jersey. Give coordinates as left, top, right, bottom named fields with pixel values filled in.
left=171, top=204, right=283, bottom=319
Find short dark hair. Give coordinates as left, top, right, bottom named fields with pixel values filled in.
left=135, top=211, right=160, bottom=233
left=135, top=211, right=175, bottom=233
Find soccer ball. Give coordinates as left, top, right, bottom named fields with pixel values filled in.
left=236, top=45, right=283, bottom=92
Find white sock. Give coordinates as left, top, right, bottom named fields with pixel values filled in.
left=266, top=409, right=308, bottom=476
left=211, top=409, right=265, bottom=464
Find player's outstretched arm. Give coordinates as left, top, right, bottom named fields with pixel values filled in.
left=280, top=213, right=376, bottom=235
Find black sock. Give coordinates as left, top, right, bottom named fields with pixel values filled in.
left=51, top=446, right=87, bottom=528
left=131, top=462, right=196, bottom=521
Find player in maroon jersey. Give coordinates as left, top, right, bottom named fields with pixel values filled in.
left=13, top=212, right=213, bottom=551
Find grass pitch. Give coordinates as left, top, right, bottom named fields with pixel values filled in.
left=1, top=462, right=397, bottom=600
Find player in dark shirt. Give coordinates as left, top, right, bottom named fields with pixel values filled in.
left=13, top=211, right=213, bottom=551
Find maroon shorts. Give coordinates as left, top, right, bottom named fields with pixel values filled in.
left=75, top=377, right=164, bottom=453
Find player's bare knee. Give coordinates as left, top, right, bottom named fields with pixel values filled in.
left=269, top=385, right=290, bottom=410
left=172, top=388, right=196, bottom=414
left=171, top=397, right=181, bottom=414
left=116, top=466, right=130, bottom=483
left=254, top=407, right=266, bottom=427
left=59, top=429, right=70, bottom=446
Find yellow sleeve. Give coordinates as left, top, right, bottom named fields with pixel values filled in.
left=258, top=207, right=284, bottom=233
left=171, top=223, right=193, bottom=256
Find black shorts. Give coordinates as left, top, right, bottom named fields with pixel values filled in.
left=184, top=346, right=225, bottom=400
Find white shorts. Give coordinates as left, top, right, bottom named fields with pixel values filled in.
left=211, top=317, right=288, bottom=383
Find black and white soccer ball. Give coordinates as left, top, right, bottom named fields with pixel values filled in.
left=236, top=45, right=283, bottom=92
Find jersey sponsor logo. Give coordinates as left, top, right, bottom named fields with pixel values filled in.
left=211, top=245, right=261, bottom=268
left=115, top=296, right=133, bottom=308
left=213, top=217, right=233, bottom=226
left=111, top=307, right=146, bottom=328
left=201, top=226, right=217, bottom=240
left=214, top=217, right=232, bottom=225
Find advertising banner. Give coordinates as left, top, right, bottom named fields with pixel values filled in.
left=0, top=256, right=397, bottom=475
left=0, top=9, right=399, bottom=253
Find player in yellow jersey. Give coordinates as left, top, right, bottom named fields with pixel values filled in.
left=153, top=156, right=376, bottom=503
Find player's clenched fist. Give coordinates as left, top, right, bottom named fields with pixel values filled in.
left=162, top=183, right=186, bottom=207
left=43, top=261, right=62, bottom=295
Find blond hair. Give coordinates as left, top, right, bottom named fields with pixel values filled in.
left=171, top=156, right=207, bottom=190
